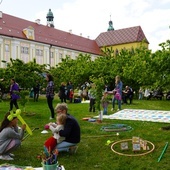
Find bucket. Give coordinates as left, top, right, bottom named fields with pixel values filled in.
left=42, top=162, right=58, bottom=170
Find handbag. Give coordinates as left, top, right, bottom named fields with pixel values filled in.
left=115, top=92, right=121, bottom=100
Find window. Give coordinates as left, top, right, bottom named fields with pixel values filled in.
left=115, top=49, right=119, bottom=55
left=23, top=26, right=35, bottom=40
left=28, top=31, right=33, bottom=37
left=50, top=52, right=54, bottom=58
left=5, top=44, right=9, bottom=52
left=21, top=47, right=29, bottom=54
left=36, top=49, right=43, bottom=56
left=59, top=53, right=62, bottom=60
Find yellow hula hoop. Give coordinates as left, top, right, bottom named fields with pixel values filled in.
left=111, top=139, right=155, bottom=157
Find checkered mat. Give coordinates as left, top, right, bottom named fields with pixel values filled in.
left=97, top=109, right=170, bottom=123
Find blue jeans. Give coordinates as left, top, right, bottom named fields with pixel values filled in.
left=103, top=107, right=108, bottom=115
left=56, top=141, right=77, bottom=152
left=112, top=97, right=121, bottom=110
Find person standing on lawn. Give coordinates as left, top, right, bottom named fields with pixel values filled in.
left=0, top=111, right=26, bottom=160
left=55, top=103, right=80, bottom=154
left=101, top=92, right=110, bottom=115
left=107, top=75, right=123, bottom=111
left=9, top=78, right=20, bottom=111
left=88, top=84, right=96, bottom=112
left=46, top=74, right=55, bottom=119
left=33, top=80, right=40, bottom=102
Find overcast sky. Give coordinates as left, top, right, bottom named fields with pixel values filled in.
left=0, top=0, right=170, bottom=52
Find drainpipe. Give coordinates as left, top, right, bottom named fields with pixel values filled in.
left=49, top=44, right=52, bottom=66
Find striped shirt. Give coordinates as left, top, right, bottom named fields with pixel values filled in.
left=46, top=81, right=55, bottom=98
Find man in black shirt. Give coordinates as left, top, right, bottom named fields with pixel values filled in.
left=123, top=86, right=133, bottom=104
left=55, top=103, right=80, bottom=154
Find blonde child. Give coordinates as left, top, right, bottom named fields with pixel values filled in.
left=44, top=114, right=66, bottom=152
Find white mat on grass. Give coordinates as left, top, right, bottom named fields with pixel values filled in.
left=95, top=109, right=170, bottom=123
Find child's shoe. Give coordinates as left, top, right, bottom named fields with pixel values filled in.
left=0, top=155, right=14, bottom=160
left=9, top=153, right=15, bottom=157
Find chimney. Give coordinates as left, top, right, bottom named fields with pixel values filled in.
left=69, top=29, right=72, bottom=34
left=0, top=11, right=2, bottom=19
left=35, top=19, right=40, bottom=25
left=80, top=33, right=82, bottom=36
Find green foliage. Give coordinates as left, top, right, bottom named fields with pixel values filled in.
left=90, top=76, right=105, bottom=111
left=1, top=39, right=170, bottom=97
left=0, top=98, right=170, bottom=169
left=0, top=58, right=46, bottom=96
left=18, top=90, right=29, bottom=111
left=50, top=54, right=94, bottom=90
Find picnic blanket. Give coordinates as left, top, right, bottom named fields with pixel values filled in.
left=0, top=164, right=65, bottom=170
left=95, top=109, right=170, bottom=123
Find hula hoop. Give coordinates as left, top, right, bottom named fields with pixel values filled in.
left=101, top=124, right=133, bottom=132
left=111, top=139, right=155, bottom=157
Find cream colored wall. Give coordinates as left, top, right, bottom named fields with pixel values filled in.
left=0, top=36, right=98, bottom=68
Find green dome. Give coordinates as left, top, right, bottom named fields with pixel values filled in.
left=46, top=9, right=54, bottom=18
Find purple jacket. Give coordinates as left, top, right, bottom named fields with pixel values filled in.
left=10, top=83, right=20, bottom=100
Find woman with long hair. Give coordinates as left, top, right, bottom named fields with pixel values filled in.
left=46, top=74, right=55, bottom=119
left=0, top=111, right=26, bottom=160
left=107, top=75, right=123, bottom=111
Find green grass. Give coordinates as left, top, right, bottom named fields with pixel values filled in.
left=0, top=96, right=170, bottom=170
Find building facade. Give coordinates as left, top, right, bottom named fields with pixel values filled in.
left=0, top=9, right=149, bottom=68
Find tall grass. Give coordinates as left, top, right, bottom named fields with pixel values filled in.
left=0, top=96, right=170, bottom=170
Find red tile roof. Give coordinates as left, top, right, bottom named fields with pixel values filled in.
left=95, top=26, right=149, bottom=47
left=0, top=13, right=101, bottom=55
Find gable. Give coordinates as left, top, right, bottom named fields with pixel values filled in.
left=95, top=26, right=149, bottom=47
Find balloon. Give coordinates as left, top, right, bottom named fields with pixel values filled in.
left=15, top=109, right=32, bottom=135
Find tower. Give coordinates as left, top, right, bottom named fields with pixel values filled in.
left=46, top=9, right=54, bottom=28
left=107, top=15, right=114, bottom=31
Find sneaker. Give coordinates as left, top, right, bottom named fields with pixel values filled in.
left=49, top=117, right=54, bottom=120
left=69, top=146, right=78, bottom=154
left=0, top=155, right=14, bottom=160
left=9, top=153, right=15, bottom=157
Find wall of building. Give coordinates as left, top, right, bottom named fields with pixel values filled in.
left=0, top=36, right=98, bottom=68
left=101, top=41, right=149, bottom=55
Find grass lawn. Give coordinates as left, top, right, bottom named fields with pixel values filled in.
left=0, top=96, right=170, bottom=170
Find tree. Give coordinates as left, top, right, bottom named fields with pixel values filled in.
left=0, top=58, right=47, bottom=112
